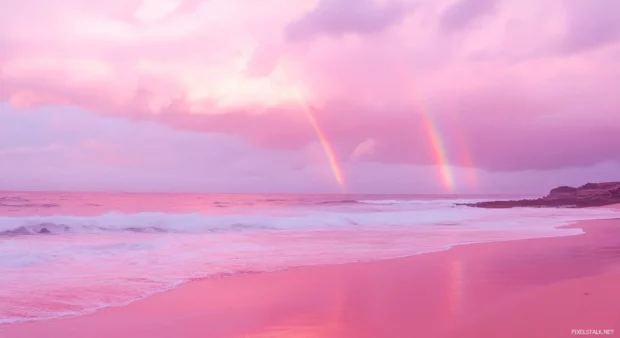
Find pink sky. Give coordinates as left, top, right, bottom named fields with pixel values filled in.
left=1, top=0, right=619, bottom=193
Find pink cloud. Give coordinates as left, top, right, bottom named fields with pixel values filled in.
left=439, top=0, right=498, bottom=33
left=350, top=138, right=377, bottom=160
left=285, top=0, right=412, bottom=41
left=561, top=0, right=620, bottom=53
left=2, top=104, right=620, bottom=194
left=0, top=0, right=619, bottom=182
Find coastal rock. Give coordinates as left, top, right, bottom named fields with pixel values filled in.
left=460, top=182, right=620, bottom=209
left=549, top=186, right=578, bottom=195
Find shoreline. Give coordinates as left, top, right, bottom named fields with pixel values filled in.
left=2, top=211, right=620, bottom=337
left=460, top=182, right=620, bottom=209
left=0, top=217, right=600, bottom=325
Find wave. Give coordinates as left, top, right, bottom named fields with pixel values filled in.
left=316, top=199, right=361, bottom=205
left=1, top=203, right=617, bottom=237
left=0, top=207, right=483, bottom=236
left=0, top=280, right=185, bottom=325
left=358, top=199, right=491, bottom=206
left=0, top=196, right=31, bottom=203
left=1, top=224, right=70, bottom=236
left=0, top=206, right=618, bottom=325
left=0, top=203, right=60, bottom=208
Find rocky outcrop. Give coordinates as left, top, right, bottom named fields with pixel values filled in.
left=461, top=182, right=620, bottom=209
left=549, top=186, right=578, bottom=194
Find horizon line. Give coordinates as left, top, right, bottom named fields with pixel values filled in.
left=0, top=189, right=541, bottom=196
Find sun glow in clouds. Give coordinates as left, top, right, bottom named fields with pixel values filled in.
left=191, top=39, right=345, bottom=190
left=177, top=46, right=302, bottom=112
left=135, top=0, right=182, bottom=22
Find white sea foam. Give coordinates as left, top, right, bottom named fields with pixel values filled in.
left=357, top=197, right=522, bottom=206
left=0, top=207, right=488, bottom=234
left=0, top=199, right=600, bottom=235
left=0, top=200, right=618, bottom=325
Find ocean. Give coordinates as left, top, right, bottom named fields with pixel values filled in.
left=0, top=191, right=618, bottom=325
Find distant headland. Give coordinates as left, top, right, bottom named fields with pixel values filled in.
left=461, top=182, right=620, bottom=208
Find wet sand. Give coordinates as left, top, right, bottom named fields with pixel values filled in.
left=1, top=216, right=620, bottom=337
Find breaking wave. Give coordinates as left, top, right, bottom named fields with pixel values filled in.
left=0, top=196, right=618, bottom=325
left=0, top=208, right=474, bottom=235
left=0, top=203, right=60, bottom=208
left=0, top=203, right=616, bottom=237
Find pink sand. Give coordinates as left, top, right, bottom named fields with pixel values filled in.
left=1, top=217, right=620, bottom=337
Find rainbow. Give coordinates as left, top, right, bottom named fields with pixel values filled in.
left=292, top=89, right=346, bottom=190
left=400, top=67, right=479, bottom=191
left=461, top=148, right=478, bottom=189
left=420, top=111, right=455, bottom=190
left=278, top=66, right=345, bottom=190
left=401, top=74, right=454, bottom=190
left=448, top=120, right=478, bottom=189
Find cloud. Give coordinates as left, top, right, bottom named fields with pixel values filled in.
left=440, top=0, right=498, bottom=33
left=2, top=103, right=620, bottom=194
left=560, top=0, right=620, bottom=54
left=0, top=144, right=62, bottom=155
left=285, top=0, right=412, bottom=41
left=0, top=0, right=619, bottom=180
left=350, top=138, right=377, bottom=160
left=0, top=104, right=345, bottom=192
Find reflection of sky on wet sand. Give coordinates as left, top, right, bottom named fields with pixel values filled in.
left=243, top=279, right=347, bottom=338
left=449, top=257, right=465, bottom=324
left=236, top=220, right=620, bottom=338
left=443, top=229, right=466, bottom=329
left=234, top=243, right=473, bottom=338
left=239, top=256, right=472, bottom=338
left=243, top=316, right=342, bottom=338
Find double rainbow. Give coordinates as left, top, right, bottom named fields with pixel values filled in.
left=279, top=64, right=477, bottom=192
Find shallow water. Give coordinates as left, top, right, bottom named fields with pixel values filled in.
left=0, top=192, right=617, bottom=324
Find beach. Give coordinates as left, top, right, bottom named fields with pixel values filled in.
left=2, top=0, right=619, bottom=335
left=1, top=209, right=619, bottom=338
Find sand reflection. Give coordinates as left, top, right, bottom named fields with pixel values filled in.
left=243, top=284, right=347, bottom=338
left=448, top=257, right=465, bottom=322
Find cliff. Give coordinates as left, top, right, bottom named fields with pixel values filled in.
left=461, top=182, right=620, bottom=209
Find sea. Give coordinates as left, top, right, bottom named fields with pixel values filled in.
left=0, top=191, right=618, bottom=325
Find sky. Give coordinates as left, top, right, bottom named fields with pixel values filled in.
left=0, top=0, right=619, bottom=194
